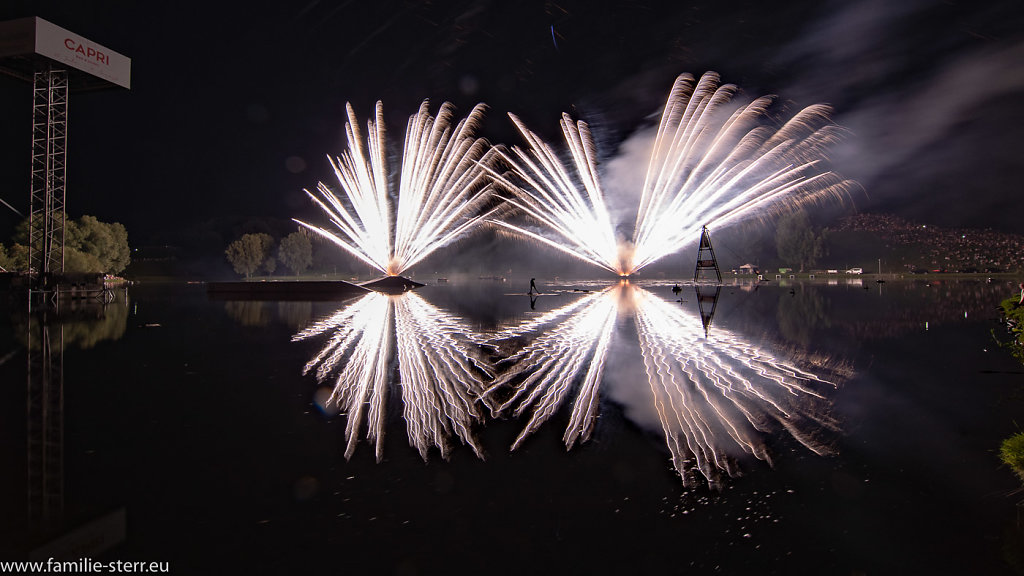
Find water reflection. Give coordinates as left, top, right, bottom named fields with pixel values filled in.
left=695, top=285, right=721, bottom=336
left=27, top=313, right=64, bottom=533
left=292, top=281, right=848, bottom=487
left=728, top=278, right=1018, bottom=344
left=14, top=295, right=129, bottom=351
left=486, top=282, right=844, bottom=487
left=843, top=279, right=1016, bottom=339
left=485, top=288, right=617, bottom=450
left=13, top=290, right=131, bottom=557
left=776, top=288, right=831, bottom=346
left=224, top=300, right=313, bottom=329
left=293, top=291, right=492, bottom=461
left=631, top=286, right=841, bottom=487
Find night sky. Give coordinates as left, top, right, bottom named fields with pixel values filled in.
left=1, top=0, right=1023, bottom=252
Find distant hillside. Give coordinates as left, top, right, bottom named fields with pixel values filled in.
left=826, top=213, right=1024, bottom=273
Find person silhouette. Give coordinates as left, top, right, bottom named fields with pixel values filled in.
left=529, top=278, right=540, bottom=295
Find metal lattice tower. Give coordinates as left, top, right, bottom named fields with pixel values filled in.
left=28, top=66, right=69, bottom=289
left=693, top=225, right=722, bottom=283
left=1, top=16, right=132, bottom=297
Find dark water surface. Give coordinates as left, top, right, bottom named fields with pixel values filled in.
left=2, top=278, right=1024, bottom=575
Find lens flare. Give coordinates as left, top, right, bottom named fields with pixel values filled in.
left=296, top=100, right=498, bottom=276
left=294, top=291, right=493, bottom=461
left=489, top=72, right=856, bottom=276
left=487, top=283, right=841, bottom=486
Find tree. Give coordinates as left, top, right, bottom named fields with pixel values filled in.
left=66, top=215, right=131, bottom=274
left=65, top=248, right=103, bottom=274
left=263, top=253, right=277, bottom=275
left=225, top=233, right=275, bottom=278
left=5, top=243, right=29, bottom=272
left=1, top=213, right=129, bottom=274
left=775, top=210, right=828, bottom=272
left=278, top=231, right=312, bottom=276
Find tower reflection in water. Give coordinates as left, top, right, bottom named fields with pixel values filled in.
left=296, top=283, right=846, bottom=487
left=19, top=291, right=130, bottom=559
left=293, top=291, right=493, bottom=462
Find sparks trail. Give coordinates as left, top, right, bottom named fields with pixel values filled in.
left=486, top=283, right=841, bottom=486
left=296, top=100, right=499, bottom=276
left=631, top=286, right=840, bottom=487
left=294, top=291, right=493, bottom=461
left=484, top=288, right=617, bottom=450
left=488, top=71, right=857, bottom=276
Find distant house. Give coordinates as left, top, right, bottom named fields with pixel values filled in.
left=739, top=263, right=758, bottom=275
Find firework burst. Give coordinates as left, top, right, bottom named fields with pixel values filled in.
left=489, top=72, right=856, bottom=276
left=296, top=100, right=498, bottom=276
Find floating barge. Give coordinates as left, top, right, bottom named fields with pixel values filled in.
left=359, top=276, right=425, bottom=294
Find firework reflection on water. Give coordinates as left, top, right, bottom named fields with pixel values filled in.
left=293, top=291, right=493, bottom=461
left=486, top=282, right=842, bottom=487
left=293, top=282, right=844, bottom=486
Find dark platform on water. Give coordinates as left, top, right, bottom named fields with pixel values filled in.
left=360, top=276, right=425, bottom=294
left=206, top=280, right=369, bottom=301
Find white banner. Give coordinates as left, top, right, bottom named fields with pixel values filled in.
left=34, top=18, right=131, bottom=89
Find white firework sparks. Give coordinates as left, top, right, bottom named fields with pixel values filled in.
left=488, top=71, right=856, bottom=275
left=488, top=114, right=623, bottom=274
left=294, top=291, right=493, bottom=461
left=630, top=286, right=839, bottom=487
left=484, top=288, right=619, bottom=450
left=487, top=283, right=840, bottom=486
left=296, top=100, right=498, bottom=276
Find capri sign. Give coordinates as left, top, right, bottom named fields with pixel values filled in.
left=0, top=17, right=131, bottom=89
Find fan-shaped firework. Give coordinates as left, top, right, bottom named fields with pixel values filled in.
left=296, top=100, right=498, bottom=276
left=488, top=72, right=856, bottom=276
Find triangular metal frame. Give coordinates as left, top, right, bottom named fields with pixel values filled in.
left=693, top=225, right=722, bottom=283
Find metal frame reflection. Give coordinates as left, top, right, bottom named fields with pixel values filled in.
left=19, top=289, right=131, bottom=557
left=27, top=310, right=63, bottom=531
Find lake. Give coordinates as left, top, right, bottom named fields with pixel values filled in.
left=2, top=277, right=1023, bottom=574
